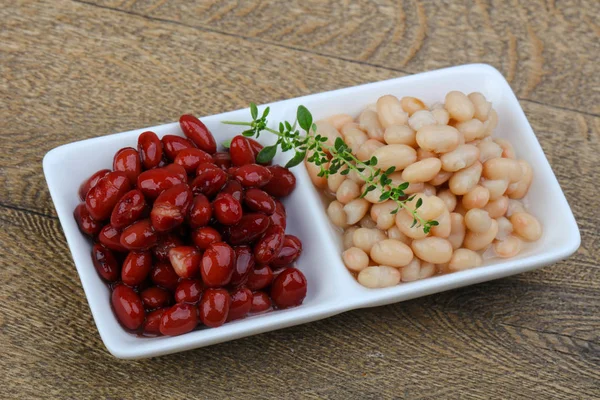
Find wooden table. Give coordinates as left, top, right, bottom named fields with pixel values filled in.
left=2, top=1, right=599, bottom=398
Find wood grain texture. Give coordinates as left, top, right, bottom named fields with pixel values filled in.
left=1, top=0, right=599, bottom=398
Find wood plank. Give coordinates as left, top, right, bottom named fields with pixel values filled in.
left=80, top=0, right=600, bottom=115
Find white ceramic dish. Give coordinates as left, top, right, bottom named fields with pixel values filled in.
left=43, top=64, right=579, bottom=359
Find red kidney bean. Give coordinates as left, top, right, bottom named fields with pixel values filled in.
left=199, top=288, right=230, bottom=328
left=160, top=303, right=198, bottom=336
left=164, top=164, right=187, bottom=182
left=244, top=188, right=275, bottom=215
left=188, top=194, right=212, bottom=229
left=153, top=233, right=184, bottom=262
left=213, top=193, right=243, bottom=225
left=141, top=287, right=171, bottom=310
left=270, top=268, right=307, bottom=309
left=212, top=151, right=231, bottom=170
left=227, top=287, right=253, bottom=322
left=110, top=189, right=148, bottom=229
left=230, top=135, right=256, bottom=166
left=220, top=180, right=244, bottom=202
left=179, top=114, right=217, bottom=154
left=86, top=171, right=131, bottom=221
left=138, top=131, right=163, bottom=170
left=74, top=203, right=102, bottom=236
left=168, top=246, right=201, bottom=279
left=113, top=147, right=142, bottom=185
left=121, top=251, right=152, bottom=286
left=112, top=284, right=145, bottom=330
left=151, top=262, right=180, bottom=291
left=246, top=264, right=274, bottom=291
left=201, top=242, right=234, bottom=287
left=92, top=243, right=120, bottom=282
left=191, top=226, right=222, bottom=249
left=162, top=135, right=195, bottom=161
left=254, top=225, right=285, bottom=264
left=142, top=308, right=165, bottom=336
left=78, top=169, right=110, bottom=201
left=227, top=213, right=270, bottom=245
left=174, top=148, right=213, bottom=174
left=150, top=183, right=193, bottom=232
left=271, top=235, right=303, bottom=267
left=191, top=163, right=228, bottom=197
left=262, top=166, right=296, bottom=197
left=230, top=245, right=255, bottom=286
left=137, top=167, right=185, bottom=199
left=174, top=279, right=203, bottom=304
left=269, top=199, right=287, bottom=230
left=250, top=291, right=272, bottom=314
left=272, top=267, right=288, bottom=280
left=232, top=164, right=272, bottom=187
left=246, top=138, right=266, bottom=158
left=120, top=219, right=157, bottom=251
left=98, top=224, right=126, bottom=252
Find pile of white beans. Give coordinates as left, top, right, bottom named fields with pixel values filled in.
left=305, top=91, right=543, bottom=288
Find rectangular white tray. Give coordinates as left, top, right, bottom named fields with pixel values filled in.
left=43, top=64, right=580, bottom=359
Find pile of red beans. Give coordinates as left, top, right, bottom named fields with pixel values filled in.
left=74, top=114, right=307, bottom=337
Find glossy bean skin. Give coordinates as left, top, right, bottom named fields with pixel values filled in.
left=110, top=189, right=148, bottom=229
left=250, top=291, right=272, bottom=314
left=151, top=262, right=180, bottom=291
left=74, top=203, right=102, bottom=236
left=188, top=194, right=212, bottom=228
left=246, top=264, right=274, bottom=291
left=357, top=266, right=401, bottom=288
left=191, top=163, right=228, bottom=198
left=92, top=243, right=120, bottom=282
left=121, top=251, right=152, bottom=286
left=143, top=308, right=166, bottom=336
left=162, top=135, right=195, bottom=161
left=159, top=303, right=198, bottom=336
left=254, top=225, right=285, bottom=264
left=244, top=188, right=276, bottom=214
left=227, top=213, right=270, bottom=245
left=230, top=245, right=255, bottom=286
left=220, top=180, right=244, bottom=203
left=271, top=235, right=302, bottom=267
left=232, top=164, right=273, bottom=188
left=229, top=135, right=256, bottom=166
left=112, top=284, right=145, bottom=330
left=261, top=166, right=296, bottom=197
left=113, top=147, right=142, bottom=185
left=270, top=268, right=307, bottom=309
left=137, top=167, right=185, bottom=199
left=510, top=212, right=542, bottom=241
left=342, top=247, right=370, bottom=272
left=174, top=148, right=213, bottom=174
left=151, top=183, right=193, bottom=232
left=98, top=224, right=126, bottom=252
left=201, top=242, right=234, bottom=287
left=152, top=233, right=184, bottom=262
left=78, top=169, right=110, bottom=201
left=411, top=237, right=454, bottom=264
left=269, top=200, right=287, bottom=230
left=85, top=171, right=132, bottom=221
left=212, top=151, right=232, bottom=170
left=213, top=193, right=243, bottom=225
left=138, top=131, right=163, bottom=169
left=199, top=288, right=230, bottom=327
left=370, top=239, right=414, bottom=267
left=227, top=287, right=253, bottom=321
left=174, top=279, right=203, bottom=304
left=168, top=246, right=201, bottom=279
left=120, top=219, right=157, bottom=251
left=179, top=114, right=217, bottom=154
left=448, top=248, right=483, bottom=272
left=192, top=226, right=222, bottom=249
left=141, top=287, right=171, bottom=310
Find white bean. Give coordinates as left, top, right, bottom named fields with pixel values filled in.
left=341, top=123, right=368, bottom=152
left=493, top=235, right=522, bottom=258
left=314, top=121, right=342, bottom=152
left=361, top=184, right=385, bottom=204
left=395, top=209, right=430, bottom=239
left=482, top=109, right=498, bottom=136
left=376, top=95, right=409, bottom=128
left=401, top=158, right=442, bottom=183
left=445, top=91, right=475, bottom=122
left=495, top=216, right=514, bottom=241
left=428, top=170, right=453, bottom=186
left=440, top=144, right=480, bottom=172
left=347, top=168, right=366, bottom=184
left=448, top=213, right=466, bottom=249
left=483, top=196, right=509, bottom=218
left=494, top=138, right=516, bottom=159
left=431, top=209, right=451, bottom=238
left=343, top=226, right=358, bottom=249
left=411, top=237, right=454, bottom=264
left=327, top=200, right=348, bottom=228
left=483, top=158, right=523, bottom=183
left=462, top=185, right=490, bottom=209
left=506, top=199, right=525, bottom=217
left=464, top=219, right=499, bottom=251
left=342, top=247, right=370, bottom=272
left=419, top=262, right=436, bottom=279
left=359, top=214, right=378, bottom=229
left=480, top=178, right=509, bottom=200
left=371, top=200, right=398, bottom=230
left=359, top=109, right=385, bottom=142
left=344, top=198, right=370, bottom=225
left=336, top=179, right=360, bottom=204
left=437, top=189, right=457, bottom=212
left=477, top=141, right=503, bottom=163
left=432, top=108, right=450, bottom=125
left=468, top=92, right=492, bottom=121
left=405, top=194, right=446, bottom=220
left=305, top=157, right=328, bottom=189
left=464, top=208, right=492, bottom=233
left=356, top=139, right=385, bottom=161
left=510, top=212, right=542, bottom=241
left=326, top=114, right=354, bottom=131
left=506, top=160, right=533, bottom=199
left=448, top=248, right=483, bottom=272
left=353, top=227, right=387, bottom=253
left=408, top=110, right=437, bottom=131
left=383, top=125, right=417, bottom=147
left=400, top=96, right=427, bottom=116
left=448, top=161, right=483, bottom=195
left=421, top=184, right=437, bottom=197
left=387, top=226, right=412, bottom=246
left=371, top=239, right=414, bottom=267
left=416, top=125, right=460, bottom=154
left=371, top=144, right=417, bottom=171
left=417, top=148, right=437, bottom=160
left=401, top=258, right=420, bottom=282
left=327, top=171, right=346, bottom=193
left=456, top=119, right=485, bottom=142
left=358, top=266, right=401, bottom=288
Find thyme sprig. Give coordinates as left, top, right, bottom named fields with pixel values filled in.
left=222, top=104, right=438, bottom=233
